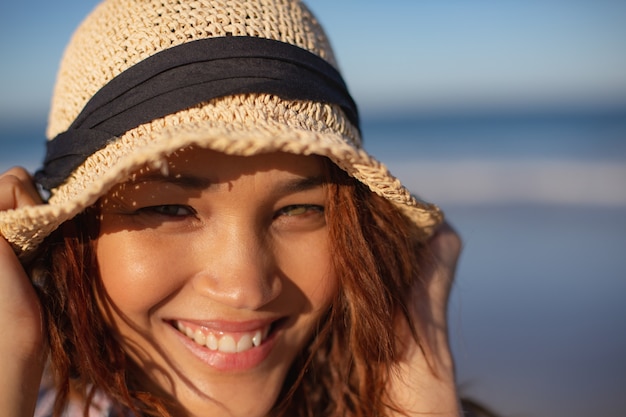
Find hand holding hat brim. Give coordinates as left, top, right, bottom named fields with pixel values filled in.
left=0, top=167, right=47, bottom=416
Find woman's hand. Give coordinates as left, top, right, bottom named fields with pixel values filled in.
left=0, top=167, right=46, bottom=417
left=389, top=222, right=463, bottom=416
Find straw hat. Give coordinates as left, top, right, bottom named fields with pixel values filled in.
left=0, top=0, right=442, bottom=257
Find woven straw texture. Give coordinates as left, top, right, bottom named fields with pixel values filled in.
left=0, top=0, right=443, bottom=256
left=48, top=0, right=338, bottom=138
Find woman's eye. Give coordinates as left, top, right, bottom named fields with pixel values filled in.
left=276, top=204, right=324, bottom=218
left=139, top=205, right=195, bottom=217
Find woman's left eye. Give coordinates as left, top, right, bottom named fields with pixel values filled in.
left=275, top=204, right=324, bottom=218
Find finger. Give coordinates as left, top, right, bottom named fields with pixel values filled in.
left=5, top=167, right=42, bottom=202
left=421, top=222, right=462, bottom=310
left=0, top=225, right=47, bottom=414
left=429, top=221, right=462, bottom=271
left=0, top=167, right=43, bottom=211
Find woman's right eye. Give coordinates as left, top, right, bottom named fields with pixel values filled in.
left=138, top=204, right=195, bottom=217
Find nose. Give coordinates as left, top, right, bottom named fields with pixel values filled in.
left=189, top=221, right=282, bottom=310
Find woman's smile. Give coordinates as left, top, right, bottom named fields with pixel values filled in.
left=167, top=317, right=287, bottom=371
left=95, top=149, right=337, bottom=416
left=172, top=319, right=274, bottom=353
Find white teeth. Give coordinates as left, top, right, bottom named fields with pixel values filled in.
left=252, top=330, right=262, bottom=347
left=193, top=329, right=206, bottom=346
left=185, top=326, right=195, bottom=338
left=218, top=335, right=237, bottom=353
left=176, top=321, right=270, bottom=353
left=237, top=334, right=253, bottom=352
left=206, top=333, right=218, bottom=350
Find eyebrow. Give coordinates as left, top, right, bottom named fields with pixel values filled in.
left=127, top=173, right=215, bottom=190
left=274, top=175, right=326, bottom=195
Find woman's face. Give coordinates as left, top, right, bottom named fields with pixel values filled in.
left=95, top=149, right=337, bottom=417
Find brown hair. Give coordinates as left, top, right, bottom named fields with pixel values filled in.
left=33, top=158, right=429, bottom=417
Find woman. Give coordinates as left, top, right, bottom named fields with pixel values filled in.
left=0, top=0, right=462, bottom=416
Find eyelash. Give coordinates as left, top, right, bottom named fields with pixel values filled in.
left=138, top=204, right=324, bottom=218
left=138, top=205, right=196, bottom=217
left=274, top=204, right=325, bottom=218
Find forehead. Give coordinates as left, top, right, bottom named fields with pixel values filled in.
left=122, top=147, right=327, bottom=188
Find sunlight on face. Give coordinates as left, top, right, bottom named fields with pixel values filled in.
left=95, top=148, right=337, bottom=417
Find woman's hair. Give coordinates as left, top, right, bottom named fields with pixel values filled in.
left=32, top=157, right=430, bottom=417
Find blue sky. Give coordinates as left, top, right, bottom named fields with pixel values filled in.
left=1, top=0, right=625, bottom=123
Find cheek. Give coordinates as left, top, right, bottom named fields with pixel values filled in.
left=95, top=231, right=186, bottom=318
left=278, top=232, right=338, bottom=310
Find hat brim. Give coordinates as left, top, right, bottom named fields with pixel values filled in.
left=0, top=103, right=442, bottom=257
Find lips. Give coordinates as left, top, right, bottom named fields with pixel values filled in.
left=173, top=320, right=273, bottom=354
left=166, top=317, right=290, bottom=372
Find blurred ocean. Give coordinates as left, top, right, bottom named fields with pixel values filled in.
left=1, top=107, right=626, bottom=417
left=364, top=108, right=626, bottom=417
